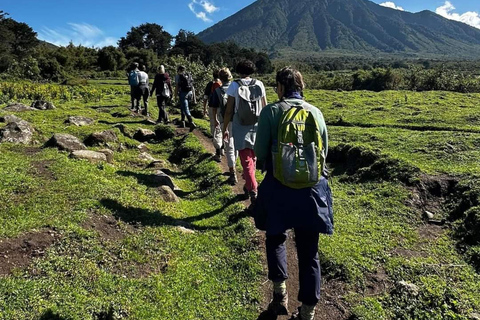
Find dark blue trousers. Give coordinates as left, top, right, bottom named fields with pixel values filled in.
left=266, top=229, right=321, bottom=305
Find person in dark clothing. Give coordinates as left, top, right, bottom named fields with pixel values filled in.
left=175, top=65, right=196, bottom=132
left=254, top=67, right=334, bottom=320
left=150, top=65, right=173, bottom=124
left=128, top=62, right=140, bottom=111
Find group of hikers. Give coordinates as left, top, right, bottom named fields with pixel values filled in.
left=128, top=60, right=334, bottom=320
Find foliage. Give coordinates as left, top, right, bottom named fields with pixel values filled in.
left=118, top=23, right=173, bottom=56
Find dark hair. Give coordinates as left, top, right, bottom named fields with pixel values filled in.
left=213, top=69, right=221, bottom=79
left=131, top=62, right=139, bottom=70
left=177, top=65, right=186, bottom=72
left=140, top=65, right=146, bottom=71
left=276, top=67, right=305, bottom=94
left=236, top=60, right=256, bottom=76
left=218, top=68, right=232, bottom=83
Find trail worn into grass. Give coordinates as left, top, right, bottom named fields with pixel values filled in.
left=190, top=125, right=350, bottom=320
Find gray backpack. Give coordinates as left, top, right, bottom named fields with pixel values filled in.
left=235, top=79, right=263, bottom=125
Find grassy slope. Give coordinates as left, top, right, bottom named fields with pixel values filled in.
left=0, top=92, right=261, bottom=319
left=0, top=85, right=479, bottom=319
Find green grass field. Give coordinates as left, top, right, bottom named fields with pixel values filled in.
left=0, top=84, right=479, bottom=319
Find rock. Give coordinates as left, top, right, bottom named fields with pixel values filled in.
left=0, top=119, right=34, bottom=144
left=158, top=185, right=179, bottom=202
left=137, top=143, right=149, bottom=152
left=146, top=160, right=169, bottom=169
left=470, top=313, right=480, bottom=320
left=98, top=149, right=114, bottom=164
left=423, top=211, right=434, bottom=220
left=113, top=124, right=133, bottom=138
left=0, top=114, right=23, bottom=123
left=139, top=152, right=158, bottom=162
left=133, top=128, right=156, bottom=142
left=176, top=226, right=195, bottom=234
left=46, top=133, right=86, bottom=152
left=67, top=116, right=94, bottom=126
left=153, top=170, right=180, bottom=191
left=4, top=103, right=37, bottom=112
left=397, top=281, right=419, bottom=296
left=71, top=150, right=107, bottom=163
left=85, top=130, right=118, bottom=146
left=31, top=100, right=55, bottom=110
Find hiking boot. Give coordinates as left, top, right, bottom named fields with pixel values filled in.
left=213, top=154, right=221, bottom=162
left=268, top=292, right=289, bottom=316
left=180, top=121, right=186, bottom=128
left=290, top=306, right=315, bottom=320
left=227, top=172, right=238, bottom=186
left=241, top=185, right=250, bottom=200
left=189, top=122, right=197, bottom=132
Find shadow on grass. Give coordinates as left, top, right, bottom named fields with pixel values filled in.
left=256, top=310, right=277, bottom=320
left=116, top=170, right=197, bottom=198
left=98, top=119, right=154, bottom=126
left=100, top=198, right=223, bottom=231
left=39, top=310, right=68, bottom=320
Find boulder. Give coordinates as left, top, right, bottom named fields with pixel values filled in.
left=71, top=150, right=107, bottom=163
left=67, top=116, right=94, bottom=126
left=4, top=103, right=37, bottom=112
left=154, top=125, right=175, bottom=141
left=139, top=152, right=158, bottom=162
left=146, top=160, right=169, bottom=169
left=0, top=119, right=34, bottom=144
left=85, top=130, right=118, bottom=146
left=153, top=170, right=180, bottom=191
left=98, top=149, right=114, bottom=164
left=113, top=124, right=133, bottom=138
left=133, top=128, right=156, bottom=142
left=0, top=114, right=23, bottom=123
left=176, top=226, right=195, bottom=234
left=46, top=133, right=86, bottom=152
left=397, top=281, right=419, bottom=296
left=158, top=185, right=179, bottom=203
left=137, top=143, right=149, bottom=152
left=31, top=100, right=55, bottom=110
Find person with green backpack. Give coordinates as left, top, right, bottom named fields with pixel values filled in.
left=254, top=67, right=334, bottom=320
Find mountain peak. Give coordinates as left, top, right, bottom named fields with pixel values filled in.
left=198, top=0, right=480, bottom=59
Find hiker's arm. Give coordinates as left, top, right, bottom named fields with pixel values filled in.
left=203, top=99, right=208, bottom=116
left=150, top=78, right=156, bottom=96
left=212, top=108, right=220, bottom=127
left=223, top=96, right=235, bottom=134
left=254, top=107, right=272, bottom=165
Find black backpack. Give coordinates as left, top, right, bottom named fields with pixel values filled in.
left=179, top=73, right=193, bottom=92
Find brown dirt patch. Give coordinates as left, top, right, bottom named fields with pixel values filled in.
left=0, top=229, right=60, bottom=276
left=30, top=160, right=56, bottom=180
left=82, top=214, right=133, bottom=241
left=364, top=267, right=392, bottom=297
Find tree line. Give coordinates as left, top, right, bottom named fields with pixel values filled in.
left=0, top=12, right=273, bottom=82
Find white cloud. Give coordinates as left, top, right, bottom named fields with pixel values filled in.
left=436, top=1, right=480, bottom=29
left=37, top=23, right=117, bottom=48
left=188, top=0, right=219, bottom=23
left=380, top=2, right=404, bottom=11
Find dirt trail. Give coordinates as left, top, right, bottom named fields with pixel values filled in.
left=189, top=128, right=350, bottom=320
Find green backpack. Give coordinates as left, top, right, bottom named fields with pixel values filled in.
left=273, top=101, right=324, bottom=189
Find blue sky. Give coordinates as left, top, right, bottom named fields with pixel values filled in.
left=1, top=0, right=479, bottom=47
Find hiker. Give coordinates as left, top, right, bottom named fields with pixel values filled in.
left=206, top=69, right=223, bottom=162
left=150, top=65, right=173, bottom=124
left=175, top=65, right=197, bottom=131
left=209, top=68, right=237, bottom=184
left=136, top=65, right=150, bottom=116
left=222, top=60, right=267, bottom=206
left=128, top=62, right=140, bottom=111
left=203, top=69, right=222, bottom=117
left=254, top=67, right=333, bottom=320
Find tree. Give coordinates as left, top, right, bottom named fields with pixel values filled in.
left=98, top=46, right=127, bottom=71
left=119, top=23, right=172, bottom=56
left=171, top=30, right=206, bottom=61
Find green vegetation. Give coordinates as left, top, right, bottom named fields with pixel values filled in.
left=0, top=88, right=261, bottom=319
left=1, top=83, right=480, bottom=319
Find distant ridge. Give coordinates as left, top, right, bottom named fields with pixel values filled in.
left=198, top=0, right=480, bottom=59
